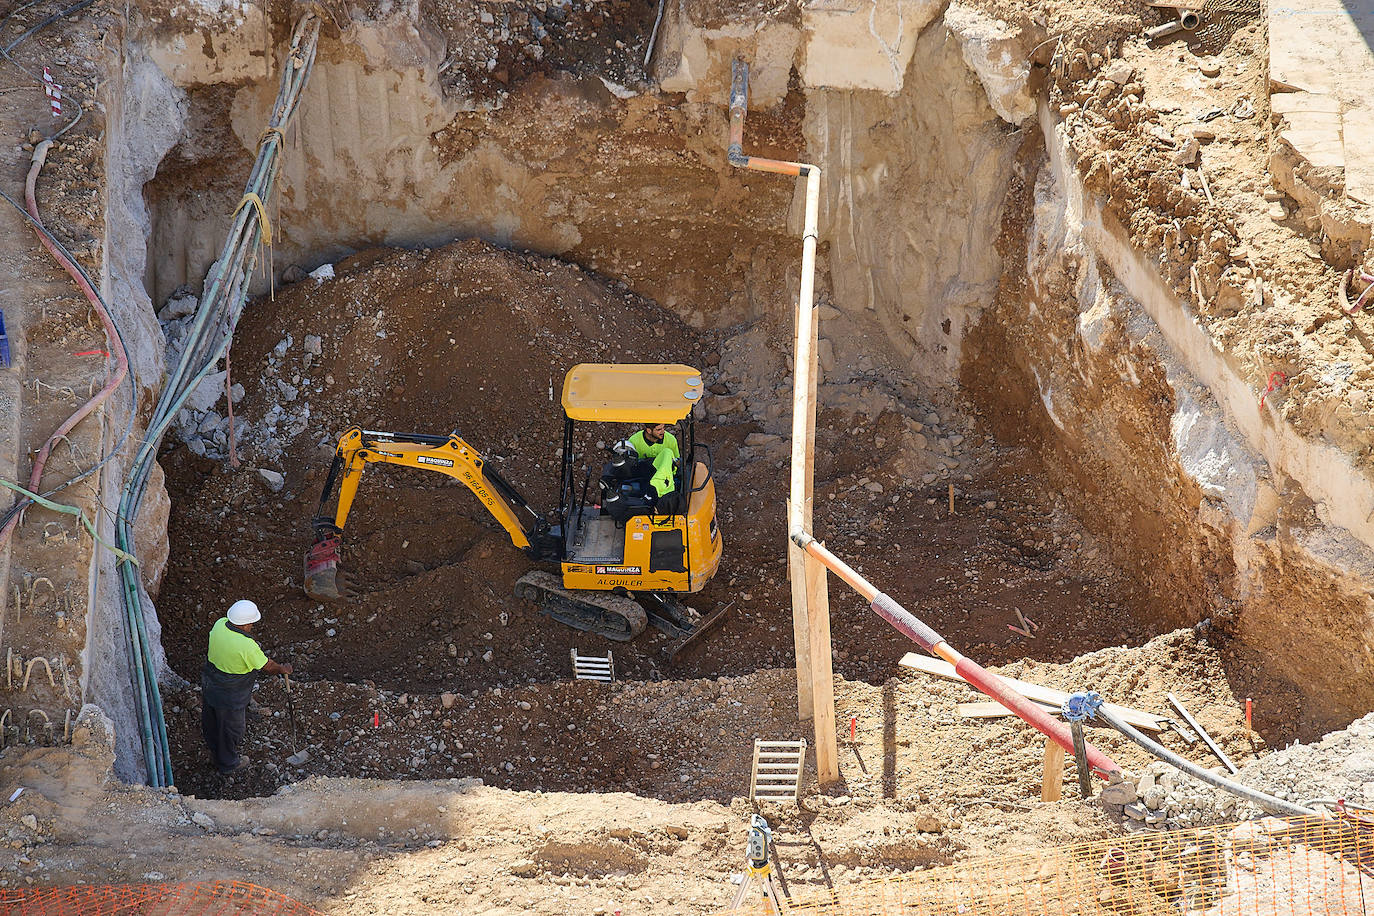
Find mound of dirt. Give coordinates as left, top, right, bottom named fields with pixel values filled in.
left=234, top=239, right=702, bottom=467
left=160, top=626, right=1259, bottom=807
left=157, top=238, right=708, bottom=707
left=155, top=238, right=1281, bottom=805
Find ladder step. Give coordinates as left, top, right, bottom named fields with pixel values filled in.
left=571, top=649, right=615, bottom=683
left=749, top=738, right=806, bottom=803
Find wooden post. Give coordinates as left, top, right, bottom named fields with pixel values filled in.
left=787, top=503, right=812, bottom=722
left=805, top=551, right=838, bottom=784
left=1041, top=736, right=1066, bottom=802
left=801, top=273, right=838, bottom=785
left=1070, top=719, right=1094, bottom=799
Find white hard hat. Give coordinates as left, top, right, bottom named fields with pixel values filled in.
left=227, top=599, right=261, bottom=626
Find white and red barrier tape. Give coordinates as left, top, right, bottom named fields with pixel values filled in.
left=42, top=66, right=60, bottom=116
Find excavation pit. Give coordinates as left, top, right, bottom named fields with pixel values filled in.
left=3, top=0, right=1374, bottom=901
left=152, top=241, right=1283, bottom=803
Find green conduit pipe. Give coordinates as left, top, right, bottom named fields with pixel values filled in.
left=114, top=14, right=320, bottom=785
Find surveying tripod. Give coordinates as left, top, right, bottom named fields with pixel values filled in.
left=729, top=815, right=790, bottom=914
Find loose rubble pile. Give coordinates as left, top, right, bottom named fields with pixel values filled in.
left=420, top=0, right=654, bottom=100
left=1100, top=712, right=1374, bottom=831
left=160, top=289, right=323, bottom=468
left=160, top=292, right=247, bottom=462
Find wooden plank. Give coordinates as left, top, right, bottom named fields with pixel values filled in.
left=1168, top=693, right=1238, bottom=774
left=956, top=700, right=1166, bottom=732
left=901, top=653, right=1168, bottom=729
left=787, top=507, right=812, bottom=722
left=806, top=552, right=838, bottom=785
left=1041, top=737, right=1066, bottom=802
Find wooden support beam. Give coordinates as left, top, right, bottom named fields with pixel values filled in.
left=901, top=653, right=1169, bottom=731
left=956, top=700, right=1166, bottom=732
left=1041, top=736, right=1065, bottom=802
left=805, top=551, right=838, bottom=785
left=787, top=503, right=812, bottom=722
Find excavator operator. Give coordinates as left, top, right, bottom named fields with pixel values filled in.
left=624, top=421, right=680, bottom=506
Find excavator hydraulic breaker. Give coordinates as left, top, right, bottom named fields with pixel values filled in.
left=304, top=529, right=351, bottom=601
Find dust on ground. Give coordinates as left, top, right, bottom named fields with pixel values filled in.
left=1, top=621, right=1267, bottom=910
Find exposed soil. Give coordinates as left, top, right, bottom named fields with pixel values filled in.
left=146, top=237, right=1286, bottom=806
left=421, top=0, right=660, bottom=100
left=3, top=0, right=1371, bottom=906
left=1043, top=20, right=1374, bottom=462
left=0, top=0, right=117, bottom=744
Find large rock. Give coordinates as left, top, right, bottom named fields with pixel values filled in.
left=945, top=5, right=1035, bottom=125
left=801, top=0, right=942, bottom=93
left=654, top=3, right=800, bottom=105
left=183, top=370, right=227, bottom=413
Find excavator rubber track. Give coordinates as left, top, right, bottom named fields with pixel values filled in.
left=514, top=570, right=648, bottom=642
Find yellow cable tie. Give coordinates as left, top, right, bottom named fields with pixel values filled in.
left=233, top=192, right=273, bottom=246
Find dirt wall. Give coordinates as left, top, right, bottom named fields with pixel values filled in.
left=138, top=11, right=804, bottom=329
left=805, top=15, right=1020, bottom=386
left=963, top=101, right=1374, bottom=732
left=86, top=30, right=186, bottom=783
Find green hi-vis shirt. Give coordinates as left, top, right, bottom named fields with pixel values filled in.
left=629, top=430, right=680, bottom=497
left=207, top=618, right=268, bottom=673
left=628, top=429, right=680, bottom=462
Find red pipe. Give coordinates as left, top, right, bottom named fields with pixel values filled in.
left=1, top=140, right=130, bottom=543
left=801, top=537, right=1124, bottom=779
left=950, top=655, right=1120, bottom=778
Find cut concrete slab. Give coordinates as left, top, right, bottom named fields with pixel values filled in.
left=1268, top=0, right=1374, bottom=206
left=1271, top=92, right=1343, bottom=171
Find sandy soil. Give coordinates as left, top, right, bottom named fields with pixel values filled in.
left=0, top=0, right=1365, bottom=906
left=0, top=624, right=1260, bottom=911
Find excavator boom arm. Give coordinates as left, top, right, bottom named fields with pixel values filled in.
left=317, top=427, right=540, bottom=550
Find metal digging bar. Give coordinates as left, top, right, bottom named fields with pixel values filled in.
left=113, top=14, right=320, bottom=786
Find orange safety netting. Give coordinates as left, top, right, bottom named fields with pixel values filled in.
left=0, top=880, right=321, bottom=915
left=718, top=812, right=1374, bottom=916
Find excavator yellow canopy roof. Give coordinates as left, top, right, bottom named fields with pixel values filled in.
left=561, top=364, right=704, bottom=423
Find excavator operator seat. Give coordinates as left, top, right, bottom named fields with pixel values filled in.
left=599, top=444, right=659, bottom=524
left=601, top=480, right=652, bottom=523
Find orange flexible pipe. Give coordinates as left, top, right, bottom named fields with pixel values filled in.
left=799, top=537, right=1124, bottom=779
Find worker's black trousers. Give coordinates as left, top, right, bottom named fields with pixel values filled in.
left=201, top=702, right=247, bottom=774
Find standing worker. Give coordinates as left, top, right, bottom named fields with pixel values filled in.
left=201, top=599, right=292, bottom=776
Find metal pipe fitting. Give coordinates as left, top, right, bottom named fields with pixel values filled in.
left=1145, top=9, right=1200, bottom=39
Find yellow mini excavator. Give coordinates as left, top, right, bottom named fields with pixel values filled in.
left=303, top=364, right=726, bottom=655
